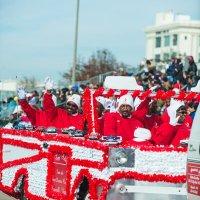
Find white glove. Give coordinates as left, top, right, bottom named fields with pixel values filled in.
left=169, top=116, right=179, bottom=126
left=67, top=126, right=75, bottom=130
left=180, top=139, right=188, bottom=144
left=17, top=87, right=27, bottom=100
left=44, top=76, right=54, bottom=90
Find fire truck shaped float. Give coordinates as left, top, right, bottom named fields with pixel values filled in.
left=0, top=76, right=196, bottom=200
left=0, top=128, right=187, bottom=200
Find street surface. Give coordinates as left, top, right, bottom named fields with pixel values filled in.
left=0, top=191, right=16, bottom=200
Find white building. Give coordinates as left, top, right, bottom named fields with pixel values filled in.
left=0, top=80, right=44, bottom=101
left=145, top=11, right=200, bottom=64
left=0, top=80, right=17, bottom=92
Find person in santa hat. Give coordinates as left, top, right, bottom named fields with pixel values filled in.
left=152, top=103, right=190, bottom=146
left=41, top=77, right=85, bottom=130
left=95, top=96, right=114, bottom=135
left=103, top=94, right=143, bottom=141
left=140, top=100, right=161, bottom=132
left=132, top=85, right=159, bottom=124
left=18, top=77, right=85, bottom=130
left=18, top=88, right=53, bottom=127
left=161, top=98, right=192, bottom=129
left=132, top=97, right=150, bottom=122
left=95, top=96, right=107, bottom=136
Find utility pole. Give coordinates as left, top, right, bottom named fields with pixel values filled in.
left=71, top=0, right=80, bottom=85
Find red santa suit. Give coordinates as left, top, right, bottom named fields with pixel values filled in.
left=43, top=93, right=85, bottom=130
left=133, top=98, right=161, bottom=132
left=133, top=98, right=150, bottom=122
left=20, top=92, right=85, bottom=130
left=152, top=122, right=190, bottom=146
left=142, top=114, right=161, bottom=132
left=19, top=98, right=54, bottom=128
left=103, top=112, right=143, bottom=141
left=161, top=111, right=192, bottom=128
left=103, top=94, right=144, bottom=141
left=152, top=123, right=176, bottom=145
left=153, top=99, right=191, bottom=146
left=171, top=123, right=190, bottom=146
left=52, top=110, right=84, bottom=130
left=161, top=108, right=192, bottom=128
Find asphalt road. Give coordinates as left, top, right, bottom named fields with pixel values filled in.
left=0, top=191, right=16, bottom=200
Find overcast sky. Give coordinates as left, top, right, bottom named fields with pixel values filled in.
left=0, top=0, right=200, bottom=82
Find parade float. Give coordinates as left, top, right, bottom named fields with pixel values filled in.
left=1, top=76, right=199, bottom=200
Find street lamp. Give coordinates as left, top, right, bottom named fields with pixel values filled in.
left=71, top=0, right=80, bottom=85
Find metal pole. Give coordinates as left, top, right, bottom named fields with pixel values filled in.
left=71, top=0, right=80, bottom=85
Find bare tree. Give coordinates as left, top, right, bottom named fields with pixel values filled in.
left=18, top=76, right=37, bottom=91
left=63, top=49, right=128, bottom=82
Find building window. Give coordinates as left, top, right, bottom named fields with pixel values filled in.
left=155, top=54, right=160, bottom=62
left=173, top=34, right=178, bottom=46
left=164, top=35, right=170, bottom=46
left=163, top=53, right=170, bottom=62
left=155, top=37, right=161, bottom=48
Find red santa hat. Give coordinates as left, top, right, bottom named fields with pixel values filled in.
left=117, top=94, right=134, bottom=110
left=67, top=94, right=81, bottom=108
left=134, top=128, right=152, bottom=142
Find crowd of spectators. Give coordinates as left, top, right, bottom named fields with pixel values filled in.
left=136, top=56, right=199, bottom=92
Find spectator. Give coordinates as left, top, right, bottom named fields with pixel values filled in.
left=187, top=101, right=199, bottom=120
left=186, top=75, right=197, bottom=91
left=7, top=97, right=17, bottom=116
left=146, top=60, right=157, bottom=76
left=161, top=77, right=172, bottom=91
left=174, top=58, right=184, bottom=84
left=166, top=57, right=176, bottom=83
left=187, top=56, right=197, bottom=77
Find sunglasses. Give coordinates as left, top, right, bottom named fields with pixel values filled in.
left=177, top=111, right=187, bottom=115
left=66, top=103, right=78, bottom=109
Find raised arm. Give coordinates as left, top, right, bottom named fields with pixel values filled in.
left=18, top=88, right=36, bottom=126
left=42, top=77, right=57, bottom=121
